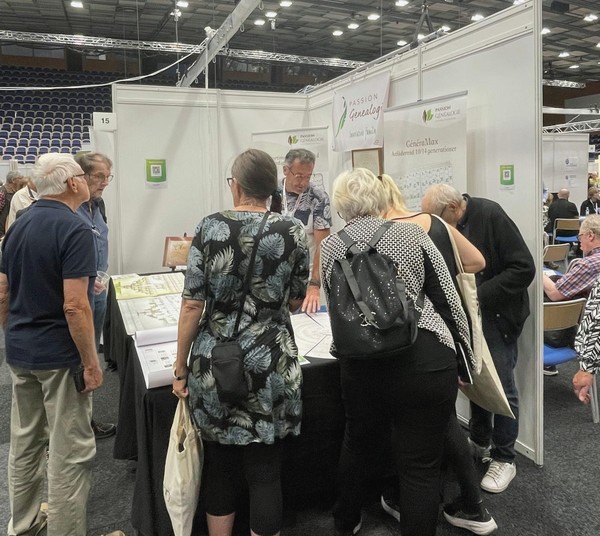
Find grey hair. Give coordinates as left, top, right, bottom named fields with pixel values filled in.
left=74, top=152, right=113, bottom=175
left=32, top=153, right=81, bottom=196
left=421, top=183, right=464, bottom=216
left=332, top=168, right=388, bottom=221
left=581, top=214, right=600, bottom=237
left=5, top=171, right=23, bottom=184
left=284, top=148, right=316, bottom=167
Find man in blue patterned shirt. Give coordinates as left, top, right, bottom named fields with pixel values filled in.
left=281, top=148, right=332, bottom=313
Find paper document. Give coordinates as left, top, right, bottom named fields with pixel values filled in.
left=112, top=272, right=184, bottom=300
left=135, top=325, right=178, bottom=389
left=118, top=294, right=182, bottom=335
left=290, top=312, right=334, bottom=360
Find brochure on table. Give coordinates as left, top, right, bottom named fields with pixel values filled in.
left=135, top=325, right=178, bottom=389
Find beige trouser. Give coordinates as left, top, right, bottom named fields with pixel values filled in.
left=8, top=366, right=95, bottom=536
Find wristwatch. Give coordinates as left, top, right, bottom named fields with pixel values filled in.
left=172, top=366, right=188, bottom=381
left=308, top=278, right=321, bottom=288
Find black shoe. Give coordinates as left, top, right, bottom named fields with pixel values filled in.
left=92, top=419, right=116, bottom=439
left=543, top=365, right=558, bottom=376
left=380, top=493, right=400, bottom=522
left=443, top=500, right=498, bottom=535
left=334, top=517, right=362, bottom=536
left=105, top=361, right=118, bottom=372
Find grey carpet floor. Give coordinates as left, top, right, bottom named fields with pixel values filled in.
left=2, top=341, right=600, bottom=535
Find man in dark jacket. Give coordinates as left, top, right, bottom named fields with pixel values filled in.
left=422, top=184, right=535, bottom=495
left=545, top=188, right=578, bottom=236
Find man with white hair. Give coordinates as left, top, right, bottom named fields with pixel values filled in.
left=0, top=153, right=103, bottom=535
left=422, top=183, right=535, bottom=495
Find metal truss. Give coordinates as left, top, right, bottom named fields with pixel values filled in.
left=0, top=29, right=362, bottom=71
left=543, top=120, right=600, bottom=133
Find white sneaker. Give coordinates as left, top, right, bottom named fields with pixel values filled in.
left=468, top=437, right=492, bottom=462
left=480, top=460, right=516, bottom=493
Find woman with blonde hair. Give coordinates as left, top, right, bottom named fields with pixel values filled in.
left=376, top=175, right=497, bottom=534
left=321, top=168, right=474, bottom=536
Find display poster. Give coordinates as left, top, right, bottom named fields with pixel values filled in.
left=331, top=71, right=390, bottom=153
left=146, top=159, right=167, bottom=189
left=383, top=94, right=467, bottom=211
left=251, top=126, right=329, bottom=190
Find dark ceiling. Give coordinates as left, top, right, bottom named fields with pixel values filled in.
left=0, top=0, right=599, bottom=82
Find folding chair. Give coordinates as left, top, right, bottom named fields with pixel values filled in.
left=552, top=218, right=580, bottom=245
left=543, top=298, right=599, bottom=423
left=543, top=244, right=570, bottom=273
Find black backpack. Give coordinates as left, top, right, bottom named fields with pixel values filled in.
left=329, top=221, right=423, bottom=359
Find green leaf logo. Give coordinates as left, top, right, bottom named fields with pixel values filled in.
left=335, top=97, right=348, bottom=137
left=287, top=135, right=298, bottom=145
left=422, top=109, right=433, bottom=123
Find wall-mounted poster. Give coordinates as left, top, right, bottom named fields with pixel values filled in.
left=352, top=148, right=384, bottom=175
left=146, top=159, right=167, bottom=189
left=383, top=93, right=467, bottom=211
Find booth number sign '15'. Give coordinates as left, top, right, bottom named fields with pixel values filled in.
left=93, top=112, right=117, bottom=132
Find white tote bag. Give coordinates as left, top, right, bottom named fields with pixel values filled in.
left=163, top=398, right=203, bottom=536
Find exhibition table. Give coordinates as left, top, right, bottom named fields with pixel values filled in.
left=104, top=284, right=346, bottom=536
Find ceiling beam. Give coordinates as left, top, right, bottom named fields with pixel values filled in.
left=177, top=0, right=261, bottom=87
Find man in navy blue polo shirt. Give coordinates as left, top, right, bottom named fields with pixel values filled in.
left=0, top=153, right=103, bottom=536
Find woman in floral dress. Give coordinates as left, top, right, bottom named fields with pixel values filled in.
left=172, top=149, right=309, bottom=536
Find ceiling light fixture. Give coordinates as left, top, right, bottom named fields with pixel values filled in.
left=513, top=0, right=526, bottom=5
left=348, top=22, right=359, bottom=30
left=176, top=1, right=189, bottom=7
left=558, top=51, right=570, bottom=57
left=417, top=33, right=425, bottom=40
left=280, top=0, right=292, bottom=6
left=541, top=27, right=551, bottom=35
left=266, top=11, right=277, bottom=18
left=367, top=14, right=380, bottom=21
left=396, top=0, right=409, bottom=6
left=397, top=40, right=408, bottom=46
left=254, top=19, right=265, bottom=25
left=333, top=30, right=343, bottom=36
left=471, top=14, right=484, bottom=22
left=584, top=14, right=598, bottom=22
left=543, top=79, right=586, bottom=89
left=569, top=64, right=580, bottom=69
left=441, top=25, right=451, bottom=32
left=71, top=1, right=83, bottom=7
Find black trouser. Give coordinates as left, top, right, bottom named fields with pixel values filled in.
left=333, top=331, right=457, bottom=536
left=203, top=441, right=283, bottom=536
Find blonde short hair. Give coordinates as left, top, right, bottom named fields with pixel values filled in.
left=332, top=168, right=388, bottom=221
left=581, top=214, right=600, bottom=237
left=379, top=173, right=407, bottom=211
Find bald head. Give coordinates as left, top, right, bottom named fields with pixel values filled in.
left=557, top=188, right=570, bottom=200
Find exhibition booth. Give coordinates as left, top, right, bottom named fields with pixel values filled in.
left=92, top=2, right=548, bottom=533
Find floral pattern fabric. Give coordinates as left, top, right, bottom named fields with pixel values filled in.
left=184, top=210, right=309, bottom=445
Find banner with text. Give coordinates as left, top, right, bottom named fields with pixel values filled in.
left=251, top=126, right=330, bottom=191
left=383, top=94, right=467, bottom=211
left=332, top=72, right=390, bottom=153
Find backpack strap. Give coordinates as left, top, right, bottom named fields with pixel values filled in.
left=338, top=257, right=379, bottom=326
left=338, top=220, right=393, bottom=256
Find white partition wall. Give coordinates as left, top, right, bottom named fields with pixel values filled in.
left=105, top=1, right=543, bottom=462
left=543, top=133, right=590, bottom=209
left=110, top=86, right=307, bottom=274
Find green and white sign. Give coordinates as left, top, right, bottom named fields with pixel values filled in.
left=146, top=159, right=167, bottom=187
left=500, top=164, right=515, bottom=189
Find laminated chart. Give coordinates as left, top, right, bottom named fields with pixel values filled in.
left=396, top=161, right=454, bottom=211
left=112, top=272, right=185, bottom=300
left=118, top=294, right=182, bottom=335
left=290, top=312, right=334, bottom=363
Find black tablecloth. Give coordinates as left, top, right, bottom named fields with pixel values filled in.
left=106, top=287, right=346, bottom=536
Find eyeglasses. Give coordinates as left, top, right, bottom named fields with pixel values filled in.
left=286, top=168, right=312, bottom=182
left=577, top=232, right=588, bottom=239
left=226, top=177, right=234, bottom=187
left=88, top=173, right=114, bottom=183
left=64, top=173, right=87, bottom=184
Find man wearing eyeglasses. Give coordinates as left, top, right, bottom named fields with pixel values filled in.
left=543, top=214, right=600, bottom=302
left=281, top=148, right=331, bottom=313
left=75, top=152, right=116, bottom=440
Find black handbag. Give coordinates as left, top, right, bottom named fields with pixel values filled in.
left=211, top=212, right=269, bottom=405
